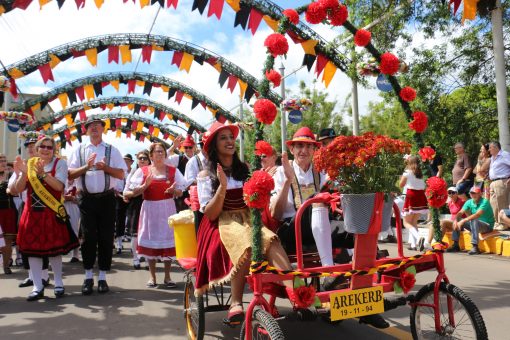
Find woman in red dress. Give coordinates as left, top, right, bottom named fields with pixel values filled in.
left=12, top=137, right=78, bottom=301
left=0, top=153, right=17, bottom=274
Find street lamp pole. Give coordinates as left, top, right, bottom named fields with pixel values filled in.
left=279, top=62, right=287, bottom=153
left=239, top=97, right=244, bottom=162
left=2, top=92, right=11, bottom=154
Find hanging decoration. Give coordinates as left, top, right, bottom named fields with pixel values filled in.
left=253, top=98, right=277, bottom=125
left=399, top=86, right=417, bottom=102
left=282, top=98, right=313, bottom=112
left=357, top=58, right=379, bottom=77
left=0, top=111, right=33, bottom=125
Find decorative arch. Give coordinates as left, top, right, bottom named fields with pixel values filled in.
left=49, top=113, right=179, bottom=149
left=27, top=96, right=207, bottom=133
left=11, top=71, right=238, bottom=122
left=2, top=33, right=281, bottom=105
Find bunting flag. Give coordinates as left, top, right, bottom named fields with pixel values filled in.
left=153, top=127, right=160, bottom=137
left=94, top=0, right=104, bottom=9
left=179, top=52, right=194, bottom=73
left=218, top=69, right=229, bottom=87
left=38, top=63, right=54, bottom=84
left=119, top=45, right=132, bottom=64
left=322, top=61, right=337, bottom=88
left=115, top=118, right=122, bottom=128
left=12, top=0, right=32, bottom=10
left=79, top=109, right=86, bottom=121
left=65, top=114, right=73, bottom=126
left=168, top=88, right=177, bottom=99
left=75, top=0, right=85, bottom=9
left=31, top=102, right=41, bottom=113
left=301, top=40, right=318, bottom=56
left=143, top=82, right=152, bottom=95
left=134, top=103, right=141, bottom=114
left=315, top=54, right=329, bottom=77
left=140, top=134, right=145, bottom=142
left=66, top=90, right=77, bottom=104
left=151, top=0, right=164, bottom=7
left=140, top=0, right=150, bottom=8
left=167, top=0, right=178, bottom=9
left=192, top=0, right=208, bottom=14
left=244, top=86, right=255, bottom=102
left=141, top=45, right=153, bottom=63
left=208, top=0, right=223, bottom=19
left=303, top=54, right=317, bottom=72
left=191, top=98, right=199, bottom=110
left=227, top=75, right=238, bottom=93
left=110, top=80, right=119, bottom=91
left=263, top=15, right=278, bottom=31
left=131, top=120, right=137, bottom=131
left=85, top=48, right=98, bottom=66
left=248, top=8, right=263, bottom=35
left=136, top=121, right=144, bottom=132
left=462, top=0, right=477, bottom=23
left=43, top=123, right=51, bottom=131
left=171, top=51, right=184, bottom=67
left=126, top=130, right=131, bottom=139
left=75, top=86, right=85, bottom=101
left=175, top=91, right=184, bottom=104
left=49, top=54, right=61, bottom=68
left=108, top=45, right=120, bottom=64
left=238, top=79, right=247, bottom=99
left=9, top=77, right=18, bottom=99
left=84, top=84, right=95, bottom=100
left=58, top=93, right=68, bottom=109
left=127, top=80, right=136, bottom=94
left=234, top=2, right=250, bottom=30
left=225, top=0, right=240, bottom=12
left=116, top=129, right=122, bottom=138
left=8, top=68, right=24, bottom=79
left=104, top=118, right=111, bottom=131
left=92, top=82, right=102, bottom=96
left=148, top=125, right=154, bottom=135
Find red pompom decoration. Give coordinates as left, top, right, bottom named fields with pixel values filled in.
left=287, top=285, right=317, bottom=309
left=243, top=170, right=275, bottom=210
left=283, top=8, right=299, bottom=25
left=265, top=69, right=281, bottom=87
left=255, top=140, right=274, bottom=157
left=418, top=146, right=436, bottom=162
left=319, top=0, right=339, bottom=10
left=253, top=99, right=277, bottom=125
left=328, top=4, right=348, bottom=26
left=400, top=271, right=416, bottom=294
left=305, top=1, right=327, bottom=24
left=379, top=52, right=400, bottom=75
left=400, top=86, right=417, bottom=102
left=264, top=33, right=289, bottom=57
left=426, top=176, right=448, bottom=208
left=353, top=29, right=371, bottom=47
left=408, top=111, right=428, bottom=133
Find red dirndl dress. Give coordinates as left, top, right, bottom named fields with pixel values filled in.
left=195, top=188, right=247, bottom=292
left=16, top=159, right=79, bottom=257
left=0, top=180, right=17, bottom=237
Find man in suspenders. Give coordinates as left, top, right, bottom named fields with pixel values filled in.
left=184, top=135, right=208, bottom=232
left=68, top=117, right=127, bottom=295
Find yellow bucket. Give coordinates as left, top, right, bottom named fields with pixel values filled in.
left=172, top=222, right=197, bottom=259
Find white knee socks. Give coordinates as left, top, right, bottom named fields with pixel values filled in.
left=408, top=227, right=420, bottom=247
left=28, top=257, right=43, bottom=292
left=49, top=256, right=63, bottom=288
left=311, top=205, right=334, bottom=266
left=131, top=237, right=138, bottom=261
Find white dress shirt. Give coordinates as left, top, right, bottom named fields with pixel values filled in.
left=489, top=150, right=510, bottom=180
left=184, top=152, right=209, bottom=188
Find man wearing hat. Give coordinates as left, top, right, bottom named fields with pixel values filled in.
left=113, top=154, right=134, bottom=254
left=184, top=134, right=208, bottom=232
left=317, top=128, right=337, bottom=147
left=447, top=186, right=494, bottom=255
left=68, top=117, right=127, bottom=295
left=171, top=135, right=195, bottom=212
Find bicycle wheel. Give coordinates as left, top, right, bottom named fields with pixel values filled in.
left=240, top=309, right=285, bottom=340
left=183, top=274, right=205, bottom=340
left=410, top=282, right=488, bottom=340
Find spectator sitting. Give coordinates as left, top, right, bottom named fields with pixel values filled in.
left=452, top=142, right=473, bottom=200
left=425, top=187, right=466, bottom=249
left=498, top=207, right=510, bottom=229
left=446, top=186, right=494, bottom=255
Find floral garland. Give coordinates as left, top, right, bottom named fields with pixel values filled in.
left=282, top=98, right=313, bottom=112
left=0, top=111, right=33, bottom=125
left=356, top=58, right=379, bottom=77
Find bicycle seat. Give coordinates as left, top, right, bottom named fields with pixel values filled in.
left=177, top=257, right=197, bottom=270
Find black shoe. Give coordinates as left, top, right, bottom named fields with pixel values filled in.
left=98, top=280, right=109, bottom=294
left=116, top=248, right=122, bottom=255
left=4, top=267, right=13, bottom=274
left=19, top=278, right=34, bottom=288
left=27, top=289, right=44, bottom=302
left=446, top=243, right=461, bottom=253
left=133, top=263, right=141, bottom=270
left=468, top=246, right=480, bottom=255
left=82, top=279, right=94, bottom=295
left=54, top=286, right=65, bottom=297
left=323, top=276, right=347, bottom=291
left=359, top=314, right=390, bottom=329
left=407, top=246, right=417, bottom=251
left=69, top=257, right=80, bottom=263
left=42, top=278, right=51, bottom=287
left=417, top=237, right=425, bottom=252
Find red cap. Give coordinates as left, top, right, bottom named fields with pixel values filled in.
left=203, top=122, right=239, bottom=154
left=286, top=127, right=321, bottom=148
left=182, top=135, right=195, bottom=147
left=469, top=187, right=482, bottom=194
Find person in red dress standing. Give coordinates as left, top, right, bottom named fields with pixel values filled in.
left=12, top=137, right=79, bottom=301
left=0, top=153, right=17, bottom=274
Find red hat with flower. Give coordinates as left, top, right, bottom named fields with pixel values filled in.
left=182, top=135, right=195, bottom=148
left=286, top=127, right=321, bottom=148
left=203, top=121, right=239, bottom=154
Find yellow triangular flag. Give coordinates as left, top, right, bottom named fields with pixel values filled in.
left=0, top=5, right=6, bottom=15
left=31, top=103, right=41, bottom=113
left=166, top=113, right=173, bottom=121
left=301, top=40, right=318, bottom=56
left=104, top=119, right=110, bottom=132
left=84, top=84, right=95, bottom=100
left=148, top=106, right=155, bottom=113
left=58, top=93, right=69, bottom=109
left=136, top=121, right=144, bottom=132
left=140, top=0, right=150, bottom=8
left=121, top=118, right=127, bottom=124
left=238, top=80, right=248, bottom=99
left=322, top=61, right=337, bottom=88
left=136, top=80, right=145, bottom=87
left=207, top=107, right=218, bottom=117
left=462, top=0, right=477, bottom=23
left=94, top=0, right=104, bottom=9
left=152, top=44, right=164, bottom=51
left=49, top=54, right=61, bottom=68
left=226, top=0, right=240, bottom=12
left=212, top=62, right=222, bottom=73
left=43, top=123, right=51, bottom=131
left=127, top=103, right=135, bottom=110
left=8, top=68, right=24, bottom=79
left=85, top=48, right=98, bottom=67
left=179, top=53, right=194, bottom=73
left=263, top=16, right=279, bottom=32
left=160, top=85, right=169, bottom=92
left=116, top=129, right=122, bottom=138
left=65, top=114, right=73, bottom=126
left=39, top=0, right=51, bottom=7
left=110, top=80, right=119, bottom=91
left=106, top=103, right=115, bottom=110
left=153, top=127, right=160, bottom=137
left=120, top=45, right=132, bottom=64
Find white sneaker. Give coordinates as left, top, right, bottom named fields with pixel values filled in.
left=494, top=223, right=509, bottom=231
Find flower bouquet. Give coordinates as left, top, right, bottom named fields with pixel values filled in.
left=356, top=58, right=379, bottom=77
left=282, top=98, right=312, bottom=112
left=314, top=132, right=411, bottom=233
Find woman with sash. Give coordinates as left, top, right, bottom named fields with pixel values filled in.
left=130, top=143, right=185, bottom=288
left=12, top=137, right=78, bottom=301
left=195, top=122, right=292, bottom=325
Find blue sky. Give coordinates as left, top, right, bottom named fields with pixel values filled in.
left=0, top=0, right=384, bottom=157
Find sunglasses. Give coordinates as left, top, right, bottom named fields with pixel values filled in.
left=447, top=191, right=457, bottom=195
left=184, top=146, right=193, bottom=149
left=138, top=157, right=149, bottom=161
left=39, top=145, right=53, bottom=150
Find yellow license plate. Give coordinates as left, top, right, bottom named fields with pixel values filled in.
left=329, top=286, right=384, bottom=321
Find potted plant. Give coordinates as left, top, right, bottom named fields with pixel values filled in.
left=314, top=132, right=411, bottom=234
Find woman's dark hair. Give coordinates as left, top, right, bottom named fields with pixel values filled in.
left=149, top=143, right=167, bottom=158
left=406, top=155, right=423, bottom=179
left=207, top=132, right=249, bottom=190
left=483, top=143, right=490, bottom=153
left=136, top=150, right=151, bottom=166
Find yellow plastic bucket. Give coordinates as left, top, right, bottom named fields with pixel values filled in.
left=172, top=222, right=198, bottom=259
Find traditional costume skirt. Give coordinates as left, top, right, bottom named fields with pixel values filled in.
left=195, top=188, right=278, bottom=294
left=0, top=225, right=5, bottom=248
left=0, top=181, right=18, bottom=236
left=402, top=188, right=429, bottom=216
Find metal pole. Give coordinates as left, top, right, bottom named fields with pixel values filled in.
left=491, top=0, right=510, bottom=151
left=2, top=92, right=11, bottom=155
left=351, top=77, right=360, bottom=136
left=239, top=97, right=244, bottom=162
left=279, top=62, right=287, bottom=153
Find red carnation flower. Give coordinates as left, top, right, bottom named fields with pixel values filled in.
left=264, top=33, right=289, bottom=57
left=255, top=140, right=274, bottom=157
left=379, top=52, right=400, bottom=75
left=283, top=8, right=299, bottom=25
left=426, top=176, right=448, bottom=208
left=305, top=1, right=327, bottom=24
left=243, top=170, right=275, bottom=210
left=400, top=86, right=417, bottom=102
left=319, top=0, right=339, bottom=10
left=265, top=69, right=282, bottom=87
left=253, top=98, right=277, bottom=125
left=328, top=4, right=348, bottom=26
left=287, top=285, right=316, bottom=309
left=418, top=146, right=436, bottom=162
left=408, top=111, right=428, bottom=133
left=354, top=29, right=371, bottom=47
left=400, top=270, right=416, bottom=294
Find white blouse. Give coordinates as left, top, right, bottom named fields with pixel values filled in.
left=402, top=169, right=426, bottom=190
left=130, top=166, right=187, bottom=193
left=197, top=174, right=243, bottom=212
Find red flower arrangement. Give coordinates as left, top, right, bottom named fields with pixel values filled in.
left=255, top=140, right=274, bottom=157
left=408, top=111, right=428, bottom=133
left=305, top=1, right=327, bottom=24
left=328, top=4, right=348, bottom=26
left=286, top=285, right=317, bottom=309
left=399, top=86, right=417, bottom=102
left=319, top=0, right=339, bottom=10
left=418, top=146, right=436, bottom=162
left=426, top=176, right=448, bottom=208
left=282, top=8, right=299, bottom=25
left=379, top=52, right=400, bottom=75
left=243, top=170, right=275, bottom=210
left=264, top=33, right=289, bottom=57
left=253, top=98, right=277, bottom=125
left=354, top=29, right=371, bottom=47
left=265, top=69, right=281, bottom=87
left=399, top=270, right=416, bottom=294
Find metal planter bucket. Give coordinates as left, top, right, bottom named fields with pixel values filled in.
left=341, top=193, right=393, bottom=234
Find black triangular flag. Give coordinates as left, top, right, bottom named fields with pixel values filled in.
left=57, top=0, right=65, bottom=9
left=143, top=82, right=152, bottom=96
left=172, top=115, right=178, bottom=123
left=66, top=90, right=77, bottom=104
left=40, top=100, right=48, bottom=111
left=187, top=127, right=195, bottom=135
left=151, top=0, right=164, bottom=6
left=168, top=88, right=177, bottom=99
left=154, top=109, right=161, bottom=120
left=234, top=2, right=250, bottom=30
left=93, top=82, right=102, bottom=96
left=191, top=98, right=199, bottom=110
left=134, top=104, right=141, bottom=114
left=191, top=0, right=208, bottom=15
left=71, top=111, right=78, bottom=121
left=218, top=69, right=229, bottom=88
left=302, top=54, right=317, bottom=72
left=59, top=132, right=66, bottom=148
left=194, top=54, right=204, bottom=65
left=244, top=86, right=255, bottom=102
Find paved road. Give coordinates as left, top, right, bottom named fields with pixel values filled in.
left=1, top=242, right=509, bottom=339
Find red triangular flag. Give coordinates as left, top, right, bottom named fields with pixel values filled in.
left=75, top=86, right=85, bottom=101
left=74, top=0, right=85, bottom=9
left=81, top=124, right=87, bottom=134
left=26, top=107, right=33, bottom=118
left=171, top=51, right=184, bottom=67
left=131, top=120, right=137, bottom=130
left=287, top=30, right=306, bottom=44
left=166, top=0, right=178, bottom=8
left=200, top=101, right=206, bottom=109
left=38, top=63, right=54, bottom=84
left=140, top=105, right=147, bottom=112
left=248, top=9, right=263, bottom=35
left=163, top=132, right=169, bottom=140
left=141, top=45, right=153, bottom=63
left=140, top=135, right=145, bottom=142
left=71, top=49, right=85, bottom=58
left=115, top=118, right=122, bottom=128
left=207, top=0, right=223, bottom=19
left=127, top=79, right=136, bottom=94
left=108, top=45, right=119, bottom=64
left=148, top=125, right=154, bottom=135
left=9, top=78, right=18, bottom=99
left=217, top=115, right=226, bottom=123
left=315, top=54, right=328, bottom=77
left=175, top=91, right=184, bottom=104
left=126, top=131, right=131, bottom=139
left=12, top=0, right=33, bottom=10
left=227, top=75, right=238, bottom=93
left=79, top=110, right=86, bottom=121
left=100, top=104, right=107, bottom=110
left=64, top=129, right=71, bottom=141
